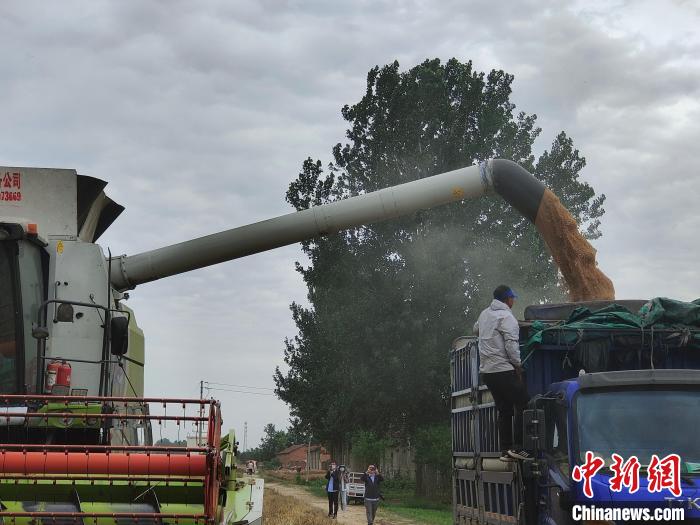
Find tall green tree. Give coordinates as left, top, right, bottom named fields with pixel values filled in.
left=275, top=58, right=605, bottom=449
left=248, top=423, right=293, bottom=462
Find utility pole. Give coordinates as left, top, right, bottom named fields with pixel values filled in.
left=244, top=421, right=248, bottom=451
left=198, top=380, right=204, bottom=445
left=306, top=435, right=311, bottom=482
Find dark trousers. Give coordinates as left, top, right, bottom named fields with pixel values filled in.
left=365, top=498, right=380, bottom=524
left=482, top=370, right=529, bottom=452
left=327, top=490, right=339, bottom=516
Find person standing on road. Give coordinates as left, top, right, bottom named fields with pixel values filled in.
left=474, top=285, right=531, bottom=462
left=325, top=461, right=341, bottom=519
left=361, top=464, right=384, bottom=525
left=338, top=465, right=350, bottom=511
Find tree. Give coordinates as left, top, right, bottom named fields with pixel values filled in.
left=155, top=437, right=187, bottom=447
left=275, top=58, right=606, bottom=449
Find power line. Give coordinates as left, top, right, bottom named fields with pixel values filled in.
left=204, top=381, right=275, bottom=391
left=204, top=386, right=275, bottom=396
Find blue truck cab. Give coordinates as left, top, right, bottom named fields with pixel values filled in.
left=451, top=299, right=700, bottom=524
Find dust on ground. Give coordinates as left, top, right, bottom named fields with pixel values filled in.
left=535, top=188, right=615, bottom=301
left=265, top=482, right=422, bottom=525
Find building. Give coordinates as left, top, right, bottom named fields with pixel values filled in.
left=275, top=444, right=308, bottom=469
left=307, top=445, right=331, bottom=470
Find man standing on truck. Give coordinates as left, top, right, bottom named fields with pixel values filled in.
left=474, top=285, right=531, bottom=462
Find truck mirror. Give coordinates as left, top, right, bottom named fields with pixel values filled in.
left=523, top=408, right=546, bottom=452
left=110, top=316, right=129, bottom=356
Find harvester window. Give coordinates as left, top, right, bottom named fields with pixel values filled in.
left=0, top=242, right=18, bottom=393
left=17, top=241, right=45, bottom=393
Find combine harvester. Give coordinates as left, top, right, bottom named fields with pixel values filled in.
left=0, top=159, right=637, bottom=523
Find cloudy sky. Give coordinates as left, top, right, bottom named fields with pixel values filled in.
left=1, top=0, right=698, bottom=446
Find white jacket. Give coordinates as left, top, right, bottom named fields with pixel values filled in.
left=473, top=299, right=521, bottom=373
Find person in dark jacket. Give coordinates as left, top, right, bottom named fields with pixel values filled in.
left=325, top=461, right=341, bottom=518
left=361, top=464, right=384, bottom=525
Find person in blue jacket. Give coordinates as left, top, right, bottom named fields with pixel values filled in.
left=325, top=461, right=341, bottom=518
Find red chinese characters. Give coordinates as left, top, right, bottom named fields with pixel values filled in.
left=572, top=451, right=605, bottom=498
left=575, top=452, right=683, bottom=498
left=609, top=454, right=641, bottom=493
left=647, top=453, right=681, bottom=497
left=0, top=171, right=22, bottom=202
left=2, top=172, right=20, bottom=189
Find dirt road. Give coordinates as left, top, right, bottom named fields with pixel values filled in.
left=265, top=482, right=422, bottom=525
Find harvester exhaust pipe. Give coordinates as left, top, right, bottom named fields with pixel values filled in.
left=111, top=159, right=613, bottom=301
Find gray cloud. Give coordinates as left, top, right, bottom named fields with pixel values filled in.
left=0, top=0, right=698, bottom=444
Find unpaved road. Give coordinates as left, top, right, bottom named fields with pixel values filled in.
left=265, top=482, right=422, bottom=525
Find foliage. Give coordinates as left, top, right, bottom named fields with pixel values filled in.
left=154, top=438, right=186, bottom=447
left=286, top=417, right=311, bottom=444
left=263, top=458, right=281, bottom=470
left=413, top=424, right=452, bottom=473
left=243, top=423, right=297, bottom=462
left=350, top=430, right=391, bottom=468
left=382, top=475, right=415, bottom=491
left=275, top=58, right=606, bottom=448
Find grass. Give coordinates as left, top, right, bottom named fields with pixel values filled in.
left=381, top=499, right=452, bottom=525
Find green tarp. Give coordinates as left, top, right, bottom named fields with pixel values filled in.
left=524, top=298, right=700, bottom=358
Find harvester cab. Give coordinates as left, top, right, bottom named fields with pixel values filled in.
left=0, top=168, right=135, bottom=399
left=0, top=168, right=259, bottom=524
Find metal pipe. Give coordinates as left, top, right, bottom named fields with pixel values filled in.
left=110, top=159, right=547, bottom=291
left=17, top=412, right=208, bottom=421
left=0, top=444, right=209, bottom=453
left=0, top=394, right=215, bottom=404
left=0, top=474, right=204, bottom=482
left=0, top=512, right=209, bottom=521
left=0, top=450, right=207, bottom=476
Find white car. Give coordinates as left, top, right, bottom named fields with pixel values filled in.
left=346, top=472, right=366, bottom=503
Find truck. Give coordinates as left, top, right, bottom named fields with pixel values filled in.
left=451, top=299, right=700, bottom=524
left=347, top=471, right=366, bottom=503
